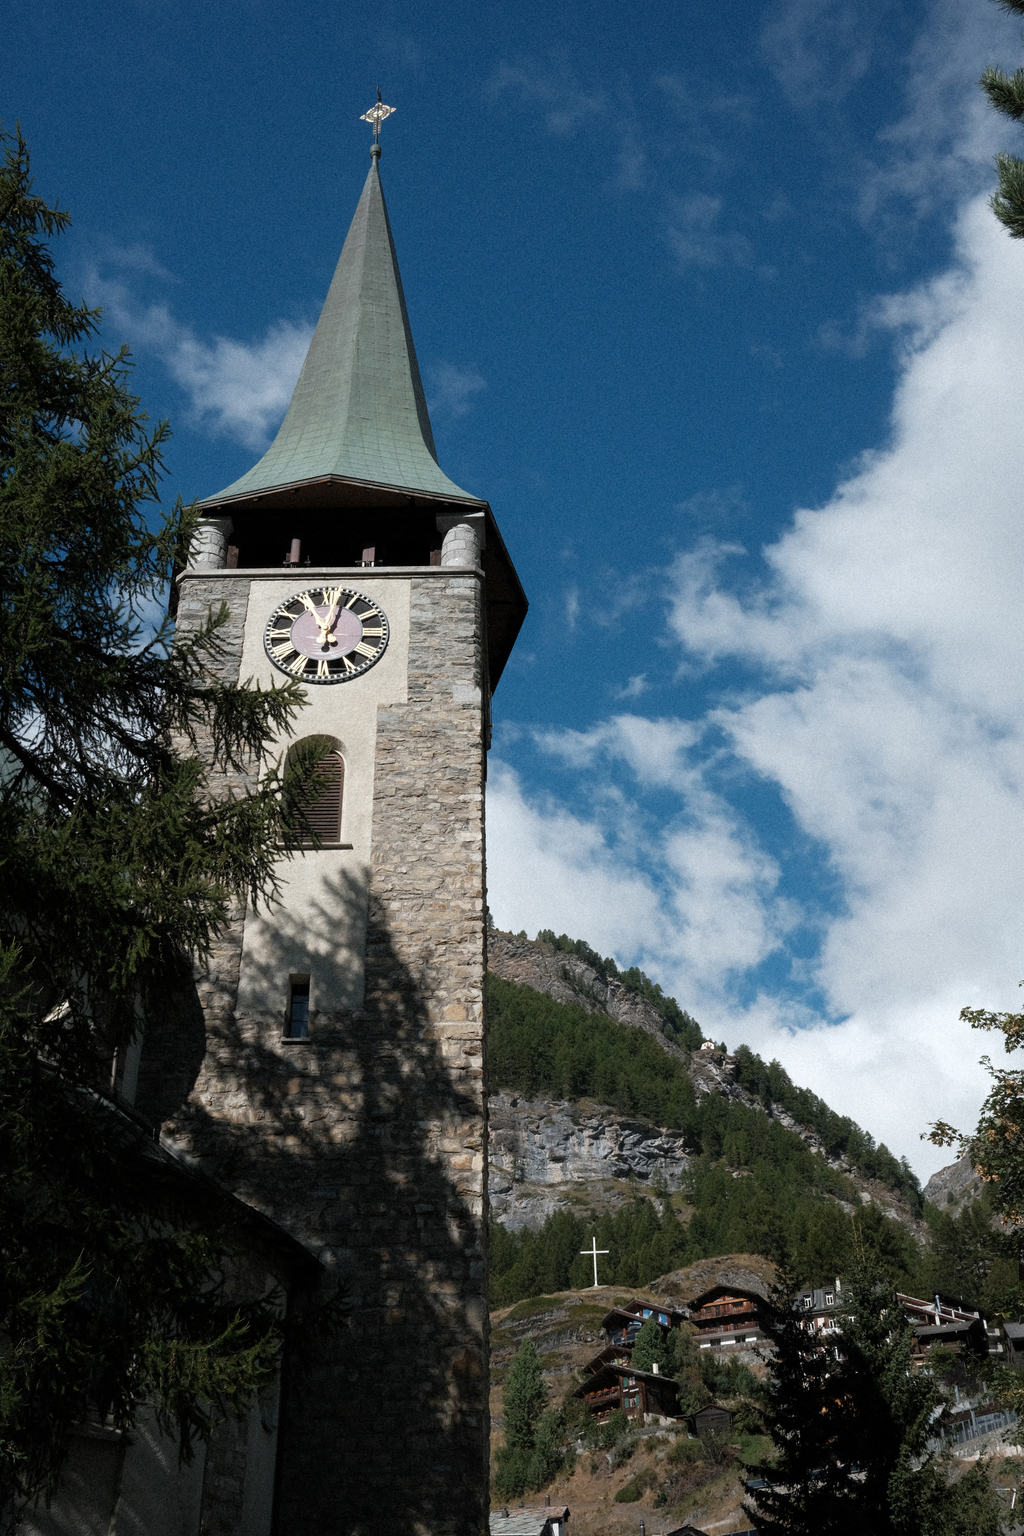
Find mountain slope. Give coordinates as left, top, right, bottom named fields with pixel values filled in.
left=487, top=929, right=923, bottom=1239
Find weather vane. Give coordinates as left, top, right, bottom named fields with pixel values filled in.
left=360, top=87, right=396, bottom=143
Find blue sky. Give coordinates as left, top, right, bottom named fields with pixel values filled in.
left=9, top=0, right=1024, bottom=1176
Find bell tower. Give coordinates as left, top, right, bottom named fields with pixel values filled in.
left=168, top=112, right=526, bottom=1536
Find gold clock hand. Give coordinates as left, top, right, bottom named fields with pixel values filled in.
left=300, top=591, right=331, bottom=642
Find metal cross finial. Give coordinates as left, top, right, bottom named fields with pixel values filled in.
left=360, top=87, right=396, bottom=143
left=581, top=1236, right=609, bottom=1288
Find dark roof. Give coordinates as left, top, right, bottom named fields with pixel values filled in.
left=582, top=1344, right=633, bottom=1375
left=688, top=1283, right=768, bottom=1309
left=1004, top=1322, right=1024, bottom=1340
left=601, top=1308, right=645, bottom=1332
left=616, top=1299, right=687, bottom=1324
left=913, top=1321, right=977, bottom=1338
left=488, top=1508, right=569, bottom=1536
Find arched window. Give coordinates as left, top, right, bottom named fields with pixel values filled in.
left=298, top=748, right=345, bottom=845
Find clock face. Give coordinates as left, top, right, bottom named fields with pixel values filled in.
left=264, top=586, right=389, bottom=684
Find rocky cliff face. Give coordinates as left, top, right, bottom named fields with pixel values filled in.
left=486, top=930, right=925, bottom=1235
left=922, top=1153, right=983, bottom=1216
left=488, top=1091, right=693, bottom=1231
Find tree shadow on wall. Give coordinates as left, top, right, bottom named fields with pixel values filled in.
left=142, top=864, right=489, bottom=1536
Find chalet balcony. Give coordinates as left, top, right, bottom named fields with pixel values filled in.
left=608, top=1327, right=643, bottom=1347
left=584, top=1388, right=621, bottom=1407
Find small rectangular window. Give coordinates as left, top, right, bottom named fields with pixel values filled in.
left=287, top=981, right=310, bottom=1039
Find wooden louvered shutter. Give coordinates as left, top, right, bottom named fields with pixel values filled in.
left=301, top=751, right=344, bottom=844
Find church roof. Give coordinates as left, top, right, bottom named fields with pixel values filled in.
left=200, top=145, right=480, bottom=509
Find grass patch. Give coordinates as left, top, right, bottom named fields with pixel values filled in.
left=735, top=1432, right=772, bottom=1467
left=496, top=1294, right=566, bottom=1325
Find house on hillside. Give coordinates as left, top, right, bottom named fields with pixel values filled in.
left=576, top=1299, right=687, bottom=1423
left=795, top=1278, right=844, bottom=1348
left=581, top=1343, right=632, bottom=1374
left=687, top=1285, right=769, bottom=1350
left=794, top=1281, right=1001, bottom=1369
left=600, top=1300, right=687, bottom=1346
left=575, top=1362, right=681, bottom=1423
left=897, top=1292, right=996, bottom=1366
left=1003, top=1321, right=1024, bottom=1367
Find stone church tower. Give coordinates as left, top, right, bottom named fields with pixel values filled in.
left=170, top=132, right=526, bottom=1535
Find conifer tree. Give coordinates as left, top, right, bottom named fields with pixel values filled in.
left=981, top=0, right=1024, bottom=237
left=0, top=126, right=323, bottom=1521
left=494, top=1340, right=551, bottom=1499
left=747, top=1267, right=1001, bottom=1535
left=630, top=1317, right=667, bottom=1373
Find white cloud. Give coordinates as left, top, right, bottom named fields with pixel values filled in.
left=486, top=760, right=663, bottom=960
left=491, top=717, right=791, bottom=995
left=859, top=0, right=1020, bottom=228
left=487, top=60, right=605, bottom=136
left=760, top=0, right=879, bottom=107
left=489, top=186, right=1024, bottom=1178
left=85, top=255, right=311, bottom=450
left=670, top=194, right=1024, bottom=1171
left=665, top=193, right=752, bottom=270
left=616, top=674, right=649, bottom=700
left=426, top=361, right=487, bottom=422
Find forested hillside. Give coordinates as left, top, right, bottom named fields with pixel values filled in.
left=484, top=931, right=1024, bottom=1315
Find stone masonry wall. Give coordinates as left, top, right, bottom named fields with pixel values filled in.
left=161, top=566, right=489, bottom=1536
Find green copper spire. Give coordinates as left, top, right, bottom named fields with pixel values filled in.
left=202, top=145, right=479, bottom=507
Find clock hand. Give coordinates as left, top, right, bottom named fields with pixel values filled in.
left=321, top=595, right=342, bottom=647
left=299, top=591, right=333, bottom=644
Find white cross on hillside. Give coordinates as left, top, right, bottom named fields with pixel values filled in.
left=581, top=1236, right=609, bottom=1288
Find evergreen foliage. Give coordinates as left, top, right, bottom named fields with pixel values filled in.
left=501, top=1339, right=547, bottom=1453
left=733, top=1045, right=922, bottom=1212
left=747, top=1267, right=1002, bottom=1536
left=0, top=127, right=324, bottom=1518
left=919, top=1190, right=1018, bottom=1313
left=927, top=1000, right=1024, bottom=1441
left=981, top=0, right=1024, bottom=238
left=533, top=929, right=703, bottom=1050
left=630, top=1317, right=667, bottom=1373
left=488, top=973, right=696, bottom=1126
left=488, top=1176, right=924, bottom=1308
left=493, top=1341, right=567, bottom=1500
left=487, top=974, right=927, bottom=1306
left=489, top=1201, right=690, bottom=1308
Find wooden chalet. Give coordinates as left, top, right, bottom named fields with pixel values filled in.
left=575, top=1362, right=680, bottom=1423
left=580, top=1343, right=632, bottom=1376
left=687, top=1285, right=768, bottom=1349
left=600, top=1299, right=687, bottom=1348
